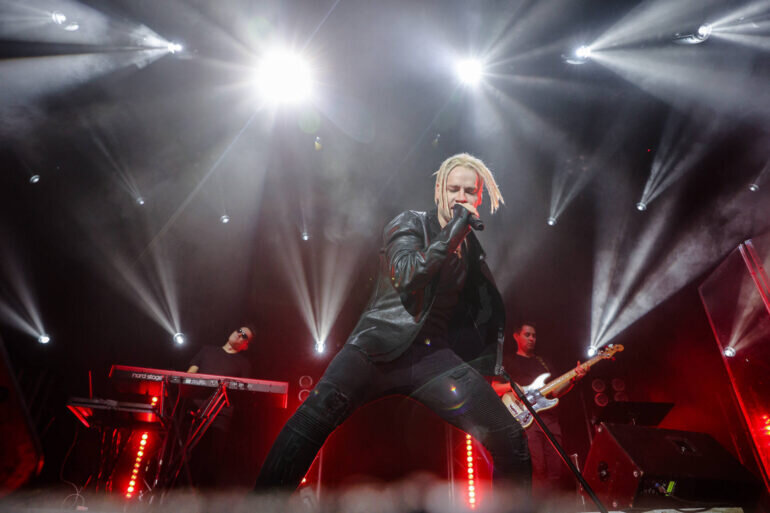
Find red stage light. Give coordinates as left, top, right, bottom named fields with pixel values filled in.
left=466, top=434, right=478, bottom=509
left=126, top=432, right=151, bottom=499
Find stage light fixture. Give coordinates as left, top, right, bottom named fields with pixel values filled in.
left=674, top=23, right=712, bottom=45
left=136, top=197, right=145, bottom=205
left=456, top=58, right=484, bottom=86
left=697, top=24, right=713, bottom=41
left=565, top=45, right=592, bottom=65
left=173, top=332, right=185, bottom=345
left=315, top=339, right=325, bottom=353
left=29, top=175, right=40, bottom=184
left=167, top=42, right=183, bottom=54
left=51, top=12, right=67, bottom=25
left=314, top=136, right=322, bottom=151
left=220, top=214, right=230, bottom=224
left=256, top=50, right=313, bottom=105
left=636, top=201, right=647, bottom=211
left=38, top=334, right=50, bottom=344
left=301, top=231, right=310, bottom=241
left=576, top=46, right=592, bottom=59
left=547, top=216, right=557, bottom=226
left=724, top=346, right=736, bottom=358
left=749, top=183, right=759, bottom=192
left=64, top=22, right=79, bottom=32
left=587, top=346, right=597, bottom=357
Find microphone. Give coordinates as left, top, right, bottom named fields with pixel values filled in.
left=468, top=216, right=484, bottom=231
left=452, top=204, right=485, bottom=231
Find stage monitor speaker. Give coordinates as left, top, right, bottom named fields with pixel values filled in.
left=0, top=335, right=44, bottom=496
left=582, top=422, right=761, bottom=510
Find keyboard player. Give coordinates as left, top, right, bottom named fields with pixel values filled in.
left=185, top=325, right=255, bottom=491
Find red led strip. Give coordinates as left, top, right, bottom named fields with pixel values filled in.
left=125, top=432, right=149, bottom=499
left=466, top=433, right=476, bottom=509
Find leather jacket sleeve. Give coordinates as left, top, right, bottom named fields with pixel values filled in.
left=383, top=207, right=471, bottom=295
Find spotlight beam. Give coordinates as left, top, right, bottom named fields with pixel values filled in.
left=710, top=31, right=770, bottom=52
left=709, top=0, right=770, bottom=30
left=0, top=50, right=166, bottom=111
left=0, top=302, right=40, bottom=338
left=0, top=250, right=46, bottom=337
left=588, top=47, right=770, bottom=120
left=590, top=0, right=724, bottom=51
left=552, top=105, right=645, bottom=223
left=277, top=219, right=321, bottom=344
left=592, top=189, right=764, bottom=348
left=725, top=273, right=768, bottom=354
left=640, top=112, right=721, bottom=206
left=89, top=128, right=143, bottom=200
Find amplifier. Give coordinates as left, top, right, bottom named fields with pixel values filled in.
left=582, top=422, right=761, bottom=510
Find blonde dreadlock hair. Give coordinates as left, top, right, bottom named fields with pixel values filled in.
left=433, top=153, right=504, bottom=222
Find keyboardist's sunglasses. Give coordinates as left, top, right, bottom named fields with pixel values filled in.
left=237, top=328, right=250, bottom=340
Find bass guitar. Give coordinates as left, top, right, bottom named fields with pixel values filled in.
left=501, top=344, right=623, bottom=428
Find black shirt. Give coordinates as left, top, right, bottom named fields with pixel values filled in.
left=504, top=353, right=560, bottom=427
left=189, top=346, right=251, bottom=378
left=188, top=346, right=251, bottom=428
left=415, top=244, right=468, bottom=345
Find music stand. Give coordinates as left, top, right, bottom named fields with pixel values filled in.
left=596, top=401, right=673, bottom=426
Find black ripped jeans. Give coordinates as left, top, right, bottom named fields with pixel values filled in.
left=255, top=341, right=531, bottom=490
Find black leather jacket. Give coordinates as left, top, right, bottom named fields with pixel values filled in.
left=347, top=208, right=506, bottom=376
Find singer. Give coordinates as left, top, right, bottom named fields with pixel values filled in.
left=255, top=153, right=531, bottom=491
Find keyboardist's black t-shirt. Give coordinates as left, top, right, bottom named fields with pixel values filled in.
left=188, top=346, right=251, bottom=429
left=189, top=346, right=251, bottom=379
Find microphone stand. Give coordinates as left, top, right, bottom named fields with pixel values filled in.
left=504, top=372, right=608, bottom=513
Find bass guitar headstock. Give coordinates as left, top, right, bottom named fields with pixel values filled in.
left=598, top=344, right=624, bottom=359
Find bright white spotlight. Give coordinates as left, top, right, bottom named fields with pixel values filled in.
left=547, top=216, right=557, bottom=226
left=697, top=24, right=713, bottom=41
left=674, top=24, right=712, bottom=45
left=748, top=183, right=759, bottom=192
left=64, top=22, right=79, bottom=32
left=576, top=46, right=592, bottom=59
left=173, top=332, right=185, bottom=345
left=167, top=42, right=183, bottom=54
left=587, top=346, right=597, bottom=357
left=636, top=201, right=647, bottom=211
left=255, top=50, right=313, bottom=105
left=565, top=45, right=592, bottom=65
left=51, top=12, right=67, bottom=25
left=301, top=231, right=310, bottom=241
left=38, top=334, right=51, bottom=344
left=220, top=214, right=230, bottom=224
left=456, top=59, right=484, bottom=86
left=724, top=346, right=736, bottom=358
left=315, top=339, right=325, bottom=353
left=29, top=175, right=40, bottom=184
left=136, top=197, right=145, bottom=206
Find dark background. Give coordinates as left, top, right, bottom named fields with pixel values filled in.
left=1, top=0, right=769, bottom=494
